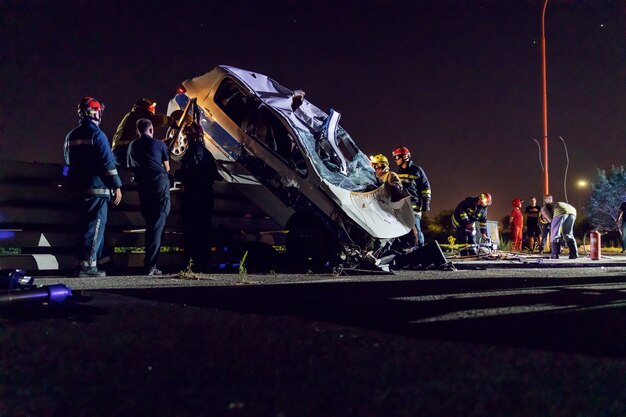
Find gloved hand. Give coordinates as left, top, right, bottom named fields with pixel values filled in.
left=465, top=223, right=475, bottom=230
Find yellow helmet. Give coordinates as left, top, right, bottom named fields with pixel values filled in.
left=370, top=154, right=389, bottom=169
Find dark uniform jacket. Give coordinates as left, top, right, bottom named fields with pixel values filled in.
left=64, top=119, right=122, bottom=197
left=396, top=161, right=431, bottom=212
left=452, top=197, right=488, bottom=235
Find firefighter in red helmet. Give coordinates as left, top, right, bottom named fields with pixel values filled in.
left=392, top=146, right=431, bottom=247
left=510, top=197, right=524, bottom=251
left=451, top=193, right=492, bottom=245
left=64, top=97, right=122, bottom=277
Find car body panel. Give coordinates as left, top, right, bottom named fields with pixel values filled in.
left=167, top=65, right=414, bottom=253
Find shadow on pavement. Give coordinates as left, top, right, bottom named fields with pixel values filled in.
left=107, top=275, right=626, bottom=358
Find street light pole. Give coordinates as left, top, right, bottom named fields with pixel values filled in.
left=541, top=0, right=550, bottom=197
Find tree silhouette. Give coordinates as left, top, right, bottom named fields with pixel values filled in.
left=588, top=166, right=626, bottom=232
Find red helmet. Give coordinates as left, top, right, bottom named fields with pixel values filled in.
left=77, top=97, right=105, bottom=122
left=478, top=192, right=492, bottom=206
left=512, top=198, right=523, bottom=207
left=392, top=146, right=411, bottom=162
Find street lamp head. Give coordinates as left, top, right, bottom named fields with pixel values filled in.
left=577, top=179, right=588, bottom=188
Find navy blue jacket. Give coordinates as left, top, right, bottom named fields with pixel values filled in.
left=64, top=119, right=122, bottom=197
left=452, top=197, right=488, bottom=235
left=396, top=161, right=431, bottom=212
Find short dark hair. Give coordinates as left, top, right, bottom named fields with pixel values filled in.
left=136, top=118, right=153, bottom=135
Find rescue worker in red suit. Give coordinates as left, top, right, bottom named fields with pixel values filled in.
left=451, top=193, right=492, bottom=245
left=510, top=197, right=524, bottom=251
left=64, top=97, right=123, bottom=277
left=174, top=123, right=221, bottom=273
left=392, top=146, right=431, bottom=247
left=111, top=98, right=173, bottom=169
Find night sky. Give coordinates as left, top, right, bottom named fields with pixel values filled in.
left=1, top=0, right=624, bottom=221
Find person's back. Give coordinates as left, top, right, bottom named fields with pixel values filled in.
left=178, top=141, right=219, bottom=193
left=175, top=123, right=220, bottom=272
left=127, top=118, right=171, bottom=275
left=65, top=119, right=119, bottom=194
left=63, top=97, right=122, bottom=277
left=128, top=135, right=168, bottom=181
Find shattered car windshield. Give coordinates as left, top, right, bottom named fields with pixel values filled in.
left=295, top=125, right=377, bottom=192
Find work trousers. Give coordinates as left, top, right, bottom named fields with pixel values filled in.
left=181, top=191, right=214, bottom=272
left=550, top=213, right=576, bottom=245
left=510, top=225, right=522, bottom=251
left=454, top=225, right=477, bottom=245
left=137, top=174, right=171, bottom=269
left=414, top=212, right=424, bottom=247
left=539, top=224, right=551, bottom=252
left=78, top=196, right=109, bottom=268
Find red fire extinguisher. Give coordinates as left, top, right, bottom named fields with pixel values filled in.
left=589, top=230, right=601, bottom=260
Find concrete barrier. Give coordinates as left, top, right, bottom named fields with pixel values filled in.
left=0, top=160, right=284, bottom=275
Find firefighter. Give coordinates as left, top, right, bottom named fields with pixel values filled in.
left=370, top=154, right=418, bottom=246
left=370, top=154, right=404, bottom=201
left=510, top=198, right=523, bottom=252
left=392, top=146, right=431, bottom=247
left=127, top=118, right=171, bottom=275
left=174, top=123, right=220, bottom=273
left=111, top=98, right=173, bottom=169
left=540, top=201, right=578, bottom=259
left=451, top=193, right=492, bottom=245
left=63, top=97, right=122, bottom=277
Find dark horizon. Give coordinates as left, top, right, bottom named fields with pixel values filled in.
left=1, top=0, right=624, bottom=221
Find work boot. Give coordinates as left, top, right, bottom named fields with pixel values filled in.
left=567, top=241, right=579, bottom=259
left=550, top=243, right=560, bottom=259
left=147, top=266, right=163, bottom=276
left=77, top=267, right=106, bottom=278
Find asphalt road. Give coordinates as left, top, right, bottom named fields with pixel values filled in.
left=2, top=266, right=626, bottom=417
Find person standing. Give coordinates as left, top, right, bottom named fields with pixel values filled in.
left=111, top=98, right=173, bottom=169
left=64, top=97, right=122, bottom=277
left=538, top=195, right=553, bottom=253
left=392, top=146, right=431, bottom=247
left=540, top=200, right=578, bottom=259
left=616, top=196, right=626, bottom=252
left=524, top=197, right=541, bottom=252
left=510, top=198, right=523, bottom=252
left=174, top=123, right=220, bottom=273
left=451, top=193, right=492, bottom=245
left=128, top=119, right=171, bottom=275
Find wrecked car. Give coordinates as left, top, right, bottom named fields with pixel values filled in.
left=166, top=65, right=415, bottom=271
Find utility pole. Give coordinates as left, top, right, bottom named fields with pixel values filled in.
left=541, top=0, right=550, bottom=197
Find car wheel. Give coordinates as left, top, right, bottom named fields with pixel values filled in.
left=166, top=127, right=188, bottom=161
